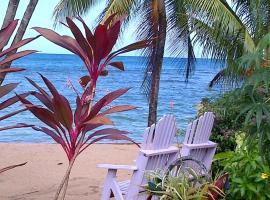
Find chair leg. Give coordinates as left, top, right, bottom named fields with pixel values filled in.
left=101, top=169, right=117, bottom=200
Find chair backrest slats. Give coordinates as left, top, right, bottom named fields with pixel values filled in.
left=185, top=112, right=215, bottom=144
left=127, top=115, right=178, bottom=199
left=142, top=115, right=177, bottom=150
left=181, top=112, right=216, bottom=171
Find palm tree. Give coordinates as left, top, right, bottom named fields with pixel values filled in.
left=53, top=0, right=195, bottom=126
left=0, top=0, right=39, bottom=84
left=172, top=0, right=270, bottom=87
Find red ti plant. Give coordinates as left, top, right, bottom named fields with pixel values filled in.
left=18, top=14, right=152, bottom=199
left=0, top=20, right=39, bottom=83
left=0, top=20, right=38, bottom=174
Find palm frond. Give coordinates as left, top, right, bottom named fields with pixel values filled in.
left=185, top=0, right=255, bottom=52
left=101, top=0, right=139, bottom=22
left=166, top=0, right=196, bottom=80
left=53, top=0, right=99, bottom=24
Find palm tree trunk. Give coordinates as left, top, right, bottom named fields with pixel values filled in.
left=1, top=0, right=20, bottom=29
left=0, top=0, right=20, bottom=51
left=147, top=0, right=167, bottom=126
left=10, top=0, right=38, bottom=51
left=0, top=0, right=38, bottom=85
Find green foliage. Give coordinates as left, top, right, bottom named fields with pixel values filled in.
left=145, top=169, right=225, bottom=200
left=222, top=144, right=270, bottom=200
left=235, top=33, right=270, bottom=165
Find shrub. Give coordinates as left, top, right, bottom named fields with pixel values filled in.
left=224, top=143, right=270, bottom=200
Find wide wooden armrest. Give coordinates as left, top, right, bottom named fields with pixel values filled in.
left=183, top=141, right=217, bottom=149
left=97, top=164, right=138, bottom=171
left=140, top=146, right=179, bottom=156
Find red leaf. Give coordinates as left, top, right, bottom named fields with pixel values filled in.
left=33, top=126, right=66, bottom=147
left=0, top=162, right=27, bottom=174
left=74, top=96, right=82, bottom=125
left=0, top=83, right=19, bottom=98
left=81, top=123, right=103, bottom=135
left=33, top=27, right=87, bottom=62
left=31, top=91, right=53, bottom=111
left=17, top=95, right=61, bottom=132
left=66, top=17, right=93, bottom=62
left=0, top=68, right=25, bottom=74
left=76, top=16, right=95, bottom=48
left=110, top=39, right=153, bottom=58
left=79, top=75, right=90, bottom=88
left=0, top=50, right=38, bottom=66
left=26, top=77, right=51, bottom=101
left=0, top=92, right=30, bottom=110
left=40, top=74, right=73, bottom=131
left=101, top=105, right=137, bottom=115
left=84, top=115, right=113, bottom=126
left=109, top=62, right=124, bottom=71
left=0, top=108, right=27, bottom=121
left=0, top=123, right=33, bottom=131
left=105, top=20, right=120, bottom=56
left=0, top=35, right=40, bottom=58
left=85, top=128, right=129, bottom=143
left=85, top=88, right=130, bottom=121
left=0, top=20, right=18, bottom=50
left=208, top=173, right=229, bottom=199
left=93, top=24, right=107, bottom=61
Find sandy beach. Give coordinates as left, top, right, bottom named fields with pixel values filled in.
left=0, top=143, right=139, bottom=200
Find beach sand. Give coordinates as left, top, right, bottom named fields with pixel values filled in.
left=0, top=143, right=139, bottom=200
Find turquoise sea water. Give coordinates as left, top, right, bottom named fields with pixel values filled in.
left=0, top=54, right=221, bottom=143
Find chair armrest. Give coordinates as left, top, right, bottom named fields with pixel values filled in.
left=183, top=141, right=217, bottom=149
left=97, top=164, right=138, bottom=171
left=140, top=146, right=179, bottom=157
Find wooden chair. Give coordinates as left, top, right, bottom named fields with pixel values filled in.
left=181, top=112, right=217, bottom=171
left=98, top=112, right=217, bottom=199
left=98, top=115, right=179, bottom=200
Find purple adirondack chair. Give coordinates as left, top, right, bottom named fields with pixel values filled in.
left=98, top=115, right=179, bottom=200
left=181, top=112, right=217, bottom=171
left=98, top=112, right=217, bottom=199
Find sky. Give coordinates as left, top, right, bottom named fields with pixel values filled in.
left=0, top=0, right=139, bottom=55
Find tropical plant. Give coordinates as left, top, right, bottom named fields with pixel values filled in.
left=18, top=15, right=151, bottom=199
left=145, top=169, right=226, bottom=200
left=170, top=0, right=270, bottom=87
left=216, top=141, right=270, bottom=200
left=233, top=33, right=270, bottom=165
left=0, top=19, right=38, bottom=173
left=0, top=0, right=39, bottom=84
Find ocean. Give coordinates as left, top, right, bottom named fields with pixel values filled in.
left=0, top=53, right=221, bottom=143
